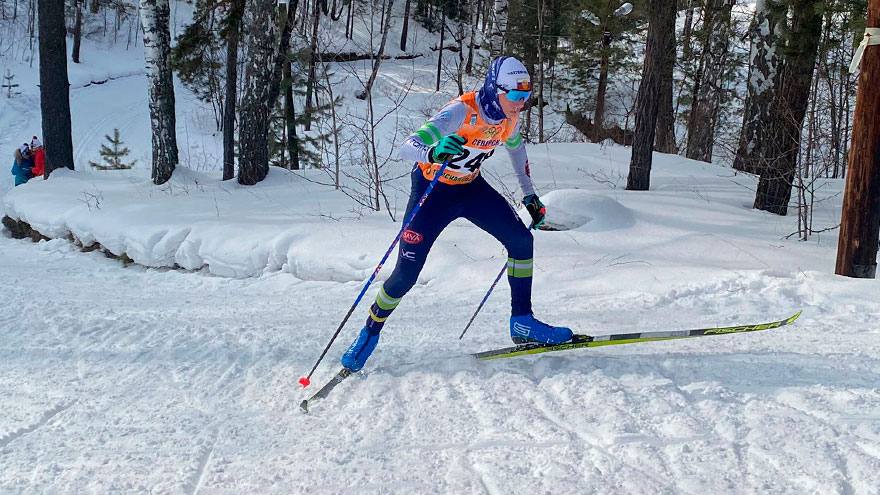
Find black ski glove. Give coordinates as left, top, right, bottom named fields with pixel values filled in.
left=522, top=194, right=546, bottom=227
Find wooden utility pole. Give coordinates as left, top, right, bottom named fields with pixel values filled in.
left=836, top=0, right=880, bottom=278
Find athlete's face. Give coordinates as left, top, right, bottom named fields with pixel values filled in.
left=498, top=91, right=527, bottom=118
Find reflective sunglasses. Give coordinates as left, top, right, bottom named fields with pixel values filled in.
left=498, top=87, right=531, bottom=102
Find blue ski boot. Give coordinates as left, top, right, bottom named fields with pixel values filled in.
left=509, top=314, right=573, bottom=345
left=340, top=327, right=381, bottom=371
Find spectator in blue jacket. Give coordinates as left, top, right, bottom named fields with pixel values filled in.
left=11, top=143, right=33, bottom=186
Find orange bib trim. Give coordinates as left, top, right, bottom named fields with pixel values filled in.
left=418, top=92, right=518, bottom=185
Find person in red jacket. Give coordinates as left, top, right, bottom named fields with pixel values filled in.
left=29, top=136, right=45, bottom=178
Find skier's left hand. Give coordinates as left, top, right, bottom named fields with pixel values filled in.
left=522, top=194, right=546, bottom=227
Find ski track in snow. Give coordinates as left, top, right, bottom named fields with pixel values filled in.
left=2, top=223, right=880, bottom=493
left=0, top=401, right=76, bottom=451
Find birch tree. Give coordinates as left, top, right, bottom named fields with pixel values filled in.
left=734, top=0, right=784, bottom=174
left=238, top=0, right=296, bottom=185
left=490, top=0, right=508, bottom=56
left=140, top=0, right=178, bottom=185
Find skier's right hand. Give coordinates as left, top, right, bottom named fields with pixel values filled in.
left=428, top=134, right=467, bottom=163
left=522, top=194, right=546, bottom=227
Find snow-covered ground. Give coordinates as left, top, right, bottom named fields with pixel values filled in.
left=3, top=3, right=880, bottom=493
left=4, top=142, right=880, bottom=493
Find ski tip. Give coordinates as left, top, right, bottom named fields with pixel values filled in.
left=298, top=376, right=311, bottom=388
left=299, top=399, right=309, bottom=413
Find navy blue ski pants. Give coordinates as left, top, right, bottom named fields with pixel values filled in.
left=364, top=168, right=534, bottom=332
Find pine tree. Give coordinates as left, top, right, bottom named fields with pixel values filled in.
left=38, top=0, right=75, bottom=174
left=549, top=0, right=641, bottom=143
left=627, top=0, right=676, bottom=191
left=223, top=0, right=245, bottom=181
left=753, top=0, right=825, bottom=215
left=268, top=54, right=337, bottom=170
left=170, top=0, right=225, bottom=128
left=685, top=0, right=735, bottom=162
left=89, top=129, right=136, bottom=170
left=570, top=1, right=638, bottom=142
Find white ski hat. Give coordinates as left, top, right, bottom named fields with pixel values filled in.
left=31, top=136, right=42, bottom=148
left=19, top=143, right=30, bottom=155
left=495, top=57, right=531, bottom=92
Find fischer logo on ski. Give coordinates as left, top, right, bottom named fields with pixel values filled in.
left=475, top=312, right=802, bottom=361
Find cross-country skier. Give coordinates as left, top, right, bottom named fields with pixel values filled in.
left=340, top=56, right=574, bottom=372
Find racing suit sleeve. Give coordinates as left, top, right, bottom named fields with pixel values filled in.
left=398, top=101, right=469, bottom=164
left=504, top=120, right=536, bottom=197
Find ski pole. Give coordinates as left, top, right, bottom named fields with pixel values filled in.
left=458, top=222, right=535, bottom=341
left=299, top=160, right=452, bottom=387
left=458, top=262, right=506, bottom=340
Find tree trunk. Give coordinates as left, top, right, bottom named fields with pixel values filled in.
left=466, top=0, right=476, bottom=74
left=537, top=0, right=545, bottom=143
left=38, top=0, right=74, bottom=175
left=436, top=6, right=445, bottom=91
left=140, top=0, right=178, bottom=185
left=323, top=67, right=340, bottom=187
left=654, top=6, right=677, bottom=154
left=238, top=0, right=295, bottom=185
left=627, top=0, right=677, bottom=191
left=400, top=0, right=411, bottom=51
left=835, top=0, right=880, bottom=278
left=346, top=0, right=354, bottom=38
left=682, top=0, right=694, bottom=61
left=72, top=0, right=83, bottom=63
left=592, top=32, right=611, bottom=143
left=223, top=0, right=244, bottom=181
left=686, top=0, right=734, bottom=162
left=455, top=20, right=465, bottom=95
left=285, top=59, right=300, bottom=170
left=490, top=0, right=507, bottom=57
left=754, top=0, right=824, bottom=215
left=674, top=0, right=695, bottom=119
left=734, top=0, right=782, bottom=174
left=358, top=0, right=394, bottom=99
left=304, top=0, right=321, bottom=131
